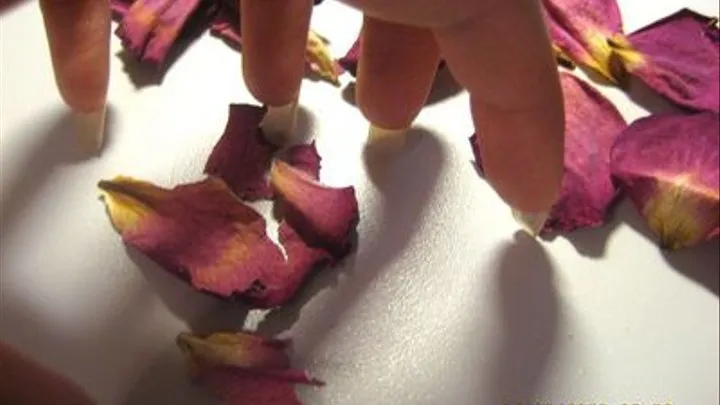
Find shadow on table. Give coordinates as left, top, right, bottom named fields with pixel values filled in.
left=341, top=65, right=462, bottom=107
left=564, top=199, right=719, bottom=296
left=257, top=128, right=447, bottom=353
left=478, top=232, right=562, bottom=404
left=126, top=246, right=250, bottom=333
left=0, top=106, right=117, bottom=239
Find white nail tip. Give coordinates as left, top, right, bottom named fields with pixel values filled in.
left=73, top=107, right=106, bottom=153
left=261, top=102, right=298, bottom=145
left=512, top=209, right=550, bottom=236
left=366, top=125, right=407, bottom=154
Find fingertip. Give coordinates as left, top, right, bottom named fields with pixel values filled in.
left=240, top=0, right=313, bottom=106
left=355, top=16, right=440, bottom=130
left=40, top=0, right=111, bottom=113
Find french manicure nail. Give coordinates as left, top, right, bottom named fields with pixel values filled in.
left=512, top=209, right=549, bottom=236
left=261, top=101, right=298, bottom=146
left=366, top=124, right=407, bottom=154
left=73, top=106, right=106, bottom=153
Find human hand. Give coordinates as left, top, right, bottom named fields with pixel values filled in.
left=0, top=0, right=564, bottom=231
left=0, top=341, right=95, bottom=405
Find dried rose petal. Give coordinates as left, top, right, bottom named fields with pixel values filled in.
left=613, top=9, right=720, bottom=113
left=270, top=161, right=358, bottom=257
left=204, top=104, right=278, bottom=201
left=337, top=38, right=361, bottom=76
left=470, top=72, right=627, bottom=234
left=283, top=142, right=322, bottom=180
left=98, top=176, right=331, bottom=307
left=306, top=30, right=341, bottom=86
left=542, top=0, right=627, bottom=83
left=178, top=331, right=322, bottom=405
left=610, top=112, right=719, bottom=250
left=115, top=0, right=214, bottom=67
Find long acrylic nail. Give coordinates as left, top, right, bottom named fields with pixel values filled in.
left=512, top=209, right=549, bottom=236
left=261, top=101, right=298, bottom=146
left=73, top=106, right=106, bottom=153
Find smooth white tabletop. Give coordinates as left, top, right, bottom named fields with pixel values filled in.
left=1, top=1, right=719, bottom=404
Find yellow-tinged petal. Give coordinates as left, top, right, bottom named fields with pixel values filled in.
left=306, top=30, right=340, bottom=86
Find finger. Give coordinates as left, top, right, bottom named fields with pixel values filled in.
left=0, top=342, right=94, bottom=405
left=40, top=0, right=111, bottom=151
left=433, top=0, right=565, bottom=220
left=240, top=0, right=312, bottom=143
left=240, top=0, right=312, bottom=105
left=356, top=15, right=440, bottom=143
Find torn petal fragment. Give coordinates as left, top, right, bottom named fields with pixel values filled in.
left=270, top=161, right=358, bottom=257
left=610, top=112, right=719, bottom=250
left=471, top=73, right=626, bottom=234
left=205, top=104, right=278, bottom=201
left=306, top=31, right=341, bottom=86
left=542, top=0, right=626, bottom=82
left=337, top=38, right=361, bottom=76
left=178, top=331, right=322, bottom=405
left=621, top=9, right=720, bottom=113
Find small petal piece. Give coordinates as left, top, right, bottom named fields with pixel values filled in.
left=610, top=112, right=719, bottom=250
left=115, top=0, right=214, bottom=67
left=619, top=9, right=720, bottom=113
left=306, top=31, right=341, bottom=86
left=98, top=176, right=330, bottom=307
left=337, top=38, right=361, bottom=76
left=178, top=331, right=322, bottom=405
left=204, top=104, right=278, bottom=201
left=271, top=161, right=359, bottom=257
left=471, top=73, right=627, bottom=234
left=542, top=0, right=626, bottom=82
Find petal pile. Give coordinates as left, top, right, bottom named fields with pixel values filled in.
left=114, top=0, right=216, bottom=67
left=610, top=112, right=719, bottom=250
left=617, top=9, right=720, bottom=112
left=470, top=72, right=627, bottom=235
left=177, top=331, right=322, bottom=405
left=100, top=102, right=357, bottom=308
left=111, top=0, right=339, bottom=84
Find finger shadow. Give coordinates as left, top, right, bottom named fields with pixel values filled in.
left=125, top=246, right=250, bottom=333
left=0, top=106, right=117, bottom=240
left=481, top=232, right=562, bottom=404
left=341, top=65, right=463, bottom=107
left=285, top=128, right=447, bottom=358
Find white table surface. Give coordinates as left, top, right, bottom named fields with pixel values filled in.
left=1, top=1, right=719, bottom=404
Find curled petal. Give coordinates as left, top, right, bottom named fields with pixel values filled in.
left=619, top=9, right=720, bottom=112
left=610, top=112, right=719, bottom=250
left=177, top=331, right=289, bottom=372
left=337, top=38, right=361, bottom=76
left=306, top=31, right=341, bottom=86
left=270, top=161, right=358, bottom=257
left=204, top=104, right=277, bottom=201
left=542, top=0, right=626, bottom=82
left=471, top=73, right=626, bottom=234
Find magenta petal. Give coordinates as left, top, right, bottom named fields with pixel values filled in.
left=542, top=0, right=625, bottom=82
left=626, top=9, right=720, bottom=113
left=200, top=368, right=310, bottom=405
left=610, top=112, right=719, bottom=250
left=205, top=104, right=278, bottom=201
left=470, top=72, right=626, bottom=234
left=110, top=0, right=132, bottom=18
left=282, top=142, right=322, bottom=180
left=270, top=161, right=359, bottom=257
